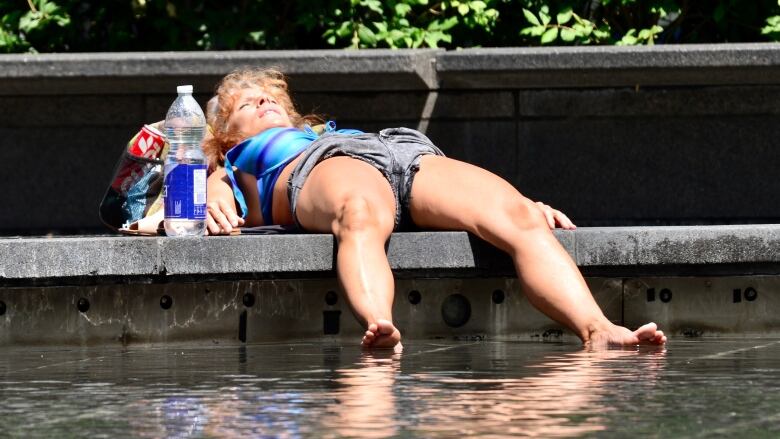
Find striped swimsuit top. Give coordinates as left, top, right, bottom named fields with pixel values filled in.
left=224, top=122, right=363, bottom=224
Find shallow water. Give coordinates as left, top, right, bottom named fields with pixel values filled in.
left=2, top=338, right=780, bottom=438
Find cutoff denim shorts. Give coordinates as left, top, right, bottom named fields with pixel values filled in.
left=287, top=127, right=445, bottom=230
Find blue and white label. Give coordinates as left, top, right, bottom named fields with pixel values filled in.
left=163, top=163, right=207, bottom=220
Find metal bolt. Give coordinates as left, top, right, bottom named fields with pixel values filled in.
left=408, top=290, right=422, bottom=305
left=77, top=298, right=90, bottom=313
left=744, top=287, right=758, bottom=302
left=242, top=293, right=255, bottom=308
left=160, top=295, right=173, bottom=310
left=660, top=288, right=673, bottom=303
left=325, top=291, right=338, bottom=306
left=492, top=289, right=505, bottom=304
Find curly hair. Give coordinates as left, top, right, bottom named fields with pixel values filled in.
left=203, top=68, right=321, bottom=169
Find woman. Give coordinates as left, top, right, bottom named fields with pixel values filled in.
left=204, top=68, right=666, bottom=350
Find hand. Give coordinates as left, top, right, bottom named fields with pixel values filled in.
left=206, top=198, right=245, bottom=235
left=535, top=201, right=576, bottom=230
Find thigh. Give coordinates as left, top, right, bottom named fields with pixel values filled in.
left=296, top=156, right=396, bottom=233
left=409, top=155, right=535, bottom=246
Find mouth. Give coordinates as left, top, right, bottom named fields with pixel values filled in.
left=259, top=107, right=281, bottom=118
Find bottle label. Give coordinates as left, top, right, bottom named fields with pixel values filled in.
left=163, top=163, right=207, bottom=220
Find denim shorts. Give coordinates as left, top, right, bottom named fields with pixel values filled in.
left=287, top=127, right=445, bottom=230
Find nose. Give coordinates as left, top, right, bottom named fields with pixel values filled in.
left=257, top=93, right=277, bottom=106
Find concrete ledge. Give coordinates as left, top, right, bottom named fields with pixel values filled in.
left=0, top=49, right=439, bottom=94
left=1, top=225, right=778, bottom=284
left=5, top=44, right=780, bottom=94
left=436, top=43, right=780, bottom=88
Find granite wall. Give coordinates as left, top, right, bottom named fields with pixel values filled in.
left=1, top=45, right=778, bottom=234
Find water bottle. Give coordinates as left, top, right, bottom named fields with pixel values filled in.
left=163, top=85, right=207, bottom=236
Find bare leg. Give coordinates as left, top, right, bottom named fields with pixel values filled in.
left=296, top=157, right=402, bottom=349
left=409, top=156, right=666, bottom=347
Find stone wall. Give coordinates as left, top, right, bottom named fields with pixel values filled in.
left=1, top=45, right=779, bottom=234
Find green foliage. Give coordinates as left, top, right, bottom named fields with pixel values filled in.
left=762, top=0, right=780, bottom=40
left=322, top=0, right=500, bottom=48
left=0, top=0, right=779, bottom=52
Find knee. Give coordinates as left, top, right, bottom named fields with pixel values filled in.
left=332, top=195, right=394, bottom=240
left=502, top=196, right=549, bottom=232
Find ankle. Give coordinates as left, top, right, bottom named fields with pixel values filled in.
left=584, top=318, right=614, bottom=343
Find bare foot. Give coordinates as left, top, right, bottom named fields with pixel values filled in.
left=361, top=319, right=402, bottom=351
left=587, top=322, right=667, bottom=348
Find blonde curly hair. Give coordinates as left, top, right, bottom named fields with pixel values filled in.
left=203, top=68, right=321, bottom=169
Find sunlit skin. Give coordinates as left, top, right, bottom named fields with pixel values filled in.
left=206, top=75, right=668, bottom=350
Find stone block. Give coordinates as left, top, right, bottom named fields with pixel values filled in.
left=430, top=91, right=515, bottom=119
left=0, top=126, right=136, bottom=232
left=623, top=276, right=780, bottom=335
left=0, top=236, right=159, bottom=279
left=159, top=234, right=336, bottom=275
left=518, top=86, right=780, bottom=117
left=436, top=44, right=780, bottom=89
left=0, top=49, right=440, bottom=95
left=0, top=96, right=144, bottom=127
left=426, top=120, right=517, bottom=181
left=574, top=225, right=780, bottom=267
left=513, top=116, right=780, bottom=224
left=294, top=91, right=428, bottom=122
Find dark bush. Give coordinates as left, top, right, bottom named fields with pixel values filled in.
left=2, top=0, right=779, bottom=53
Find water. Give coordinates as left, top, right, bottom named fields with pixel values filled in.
left=2, top=338, right=780, bottom=438
left=163, top=86, right=207, bottom=237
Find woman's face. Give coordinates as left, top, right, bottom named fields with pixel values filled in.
left=228, top=85, right=293, bottom=138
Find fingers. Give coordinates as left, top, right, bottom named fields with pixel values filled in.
left=553, top=209, right=576, bottom=230
left=206, top=199, right=245, bottom=235
left=535, top=201, right=577, bottom=230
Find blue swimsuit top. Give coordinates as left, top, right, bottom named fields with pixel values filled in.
left=224, top=122, right=363, bottom=224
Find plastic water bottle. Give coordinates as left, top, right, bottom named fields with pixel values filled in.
left=163, top=85, right=207, bottom=236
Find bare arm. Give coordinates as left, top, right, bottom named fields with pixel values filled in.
left=206, top=167, right=245, bottom=235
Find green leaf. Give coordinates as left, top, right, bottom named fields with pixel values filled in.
left=522, top=9, right=540, bottom=26
left=430, top=16, right=459, bottom=31
left=335, top=21, right=352, bottom=38
left=458, top=4, right=469, bottom=15
left=470, top=1, right=487, bottom=12
left=557, top=7, right=573, bottom=25
left=357, top=24, right=377, bottom=46
left=394, top=3, right=412, bottom=16
left=520, top=25, right=545, bottom=37
left=539, top=9, right=551, bottom=26
left=423, top=32, right=441, bottom=48
left=362, top=0, right=384, bottom=15
left=560, top=27, right=576, bottom=42
left=541, top=27, right=558, bottom=44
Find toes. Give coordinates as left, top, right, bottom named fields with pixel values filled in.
left=633, top=322, right=659, bottom=341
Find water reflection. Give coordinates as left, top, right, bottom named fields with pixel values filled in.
left=322, top=353, right=401, bottom=438
left=15, top=339, right=779, bottom=439
left=404, top=347, right=667, bottom=437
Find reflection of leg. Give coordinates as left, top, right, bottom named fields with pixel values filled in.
left=328, top=357, right=400, bottom=438
left=409, top=156, right=665, bottom=346
left=296, top=156, right=401, bottom=349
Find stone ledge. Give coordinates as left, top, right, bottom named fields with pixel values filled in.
left=436, top=43, right=780, bottom=88
left=4, top=44, right=780, bottom=94
left=1, top=225, right=777, bottom=283
left=0, top=49, right=439, bottom=94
